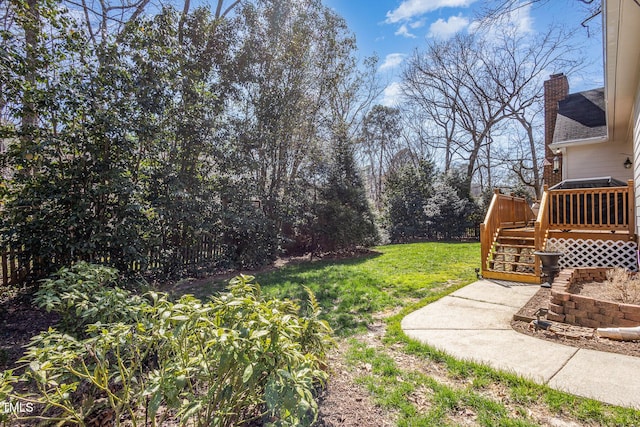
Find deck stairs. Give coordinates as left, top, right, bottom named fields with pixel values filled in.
left=484, top=226, right=539, bottom=283
left=481, top=181, right=636, bottom=283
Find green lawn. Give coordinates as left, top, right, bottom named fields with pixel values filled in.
left=192, top=242, right=640, bottom=426
left=187, top=242, right=478, bottom=335
left=250, top=242, right=479, bottom=335
left=257, top=243, right=480, bottom=335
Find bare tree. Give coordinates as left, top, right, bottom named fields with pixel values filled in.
left=478, top=0, right=602, bottom=32
left=360, top=105, right=401, bottom=209
left=401, top=24, right=581, bottom=195
left=328, top=54, right=385, bottom=142
left=402, top=61, right=461, bottom=173
left=495, top=111, right=546, bottom=199
left=476, top=0, right=604, bottom=41
left=63, top=0, right=240, bottom=48
left=494, top=27, right=582, bottom=198
left=396, top=107, right=437, bottom=168
left=402, top=33, right=513, bottom=191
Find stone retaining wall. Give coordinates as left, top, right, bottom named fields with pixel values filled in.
left=548, top=267, right=640, bottom=328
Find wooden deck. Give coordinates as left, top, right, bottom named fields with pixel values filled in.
left=481, top=180, right=636, bottom=282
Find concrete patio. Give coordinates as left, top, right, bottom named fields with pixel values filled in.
left=401, top=280, right=640, bottom=409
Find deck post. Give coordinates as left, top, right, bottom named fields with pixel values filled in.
left=534, top=185, right=549, bottom=279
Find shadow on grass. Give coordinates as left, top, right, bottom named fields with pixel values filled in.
left=169, top=250, right=384, bottom=336
left=165, top=242, right=480, bottom=336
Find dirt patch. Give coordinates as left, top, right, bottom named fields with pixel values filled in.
left=334, top=315, right=597, bottom=426
left=512, top=288, right=640, bottom=357
left=0, top=288, right=59, bottom=371
left=316, top=340, right=395, bottom=427
left=163, top=256, right=307, bottom=295
left=575, top=279, right=640, bottom=305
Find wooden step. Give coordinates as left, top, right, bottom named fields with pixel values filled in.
left=482, top=226, right=539, bottom=282
left=494, top=243, right=535, bottom=249
left=490, top=260, right=535, bottom=267
left=482, top=270, right=540, bottom=284
left=493, top=252, right=536, bottom=264
left=489, top=261, right=535, bottom=273
left=500, top=229, right=535, bottom=237
left=498, top=242, right=534, bottom=248
left=497, top=235, right=534, bottom=241
left=495, top=245, right=534, bottom=252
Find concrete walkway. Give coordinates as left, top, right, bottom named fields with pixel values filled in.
left=401, top=280, right=640, bottom=409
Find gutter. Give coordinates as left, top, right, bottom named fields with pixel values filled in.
left=549, top=134, right=609, bottom=150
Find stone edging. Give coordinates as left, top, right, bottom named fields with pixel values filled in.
left=548, top=267, right=640, bottom=328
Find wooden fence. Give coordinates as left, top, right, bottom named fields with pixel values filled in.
left=1, top=234, right=227, bottom=287
left=1, top=247, right=27, bottom=287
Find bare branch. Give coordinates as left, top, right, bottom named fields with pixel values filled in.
left=220, top=1, right=241, bottom=19
left=402, top=23, right=581, bottom=195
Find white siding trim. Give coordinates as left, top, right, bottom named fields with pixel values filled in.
left=634, top=83, right=640, bottom=237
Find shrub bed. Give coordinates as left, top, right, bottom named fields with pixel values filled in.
left=0, top=262, right=332, bottom=426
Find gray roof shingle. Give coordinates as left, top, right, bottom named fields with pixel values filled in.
left=552, top=87, right=606, bottom=143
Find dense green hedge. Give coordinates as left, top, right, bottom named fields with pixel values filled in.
left=384, top=162, right=480, bottom=243
left=1, top=1, right=379, bottom=283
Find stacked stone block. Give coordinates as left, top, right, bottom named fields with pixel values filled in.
left=548, top=267, right=640, bottom=328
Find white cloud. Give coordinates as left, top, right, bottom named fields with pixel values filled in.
left=395, top=24, right=416, bottom=38
left=379, top=53, right=407, bottom=72
left=381, top=82, right=403, bottom=107
left=410, top=19, right=426, bottom=29
left=428, top=15, right=469, bottom=39
left=506, top=3, right=534, bottom=34
left=386, top=0, right=477, bottom=24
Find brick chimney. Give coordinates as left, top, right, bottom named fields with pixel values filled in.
left=543, top=73, right=569, bottom=187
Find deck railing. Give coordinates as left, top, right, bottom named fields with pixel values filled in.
left=534, top=189, right=551, bottom=278
left=546, top=179, right=635, bottom=235
left=480, top=189, right=536, bottom=272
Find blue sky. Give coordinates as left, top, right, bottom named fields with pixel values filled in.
left=323, top=0, right=604, bottom=106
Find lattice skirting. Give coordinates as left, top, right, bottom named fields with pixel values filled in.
left=546, top=238, right=638, bottom=271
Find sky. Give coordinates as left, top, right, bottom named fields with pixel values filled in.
left=322, top=0, right=605, bottom=107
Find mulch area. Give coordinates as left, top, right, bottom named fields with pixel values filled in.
left=165, top=248, right=382, bottom=297
left=0, top=288, right=59, bottom=372
left=511, top=287, right=640, bottom=357
left=315, top=344, right=395, bottom=427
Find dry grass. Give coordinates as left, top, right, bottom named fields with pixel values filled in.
left=605, top=268, right=640, bottom=305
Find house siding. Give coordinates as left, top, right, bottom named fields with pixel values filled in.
left=564, top=140, right=633, bottom=181
left=634, top=82, right=640, bottom=237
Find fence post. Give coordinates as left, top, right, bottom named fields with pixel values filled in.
left=2, top=250, right=7, bottom=287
